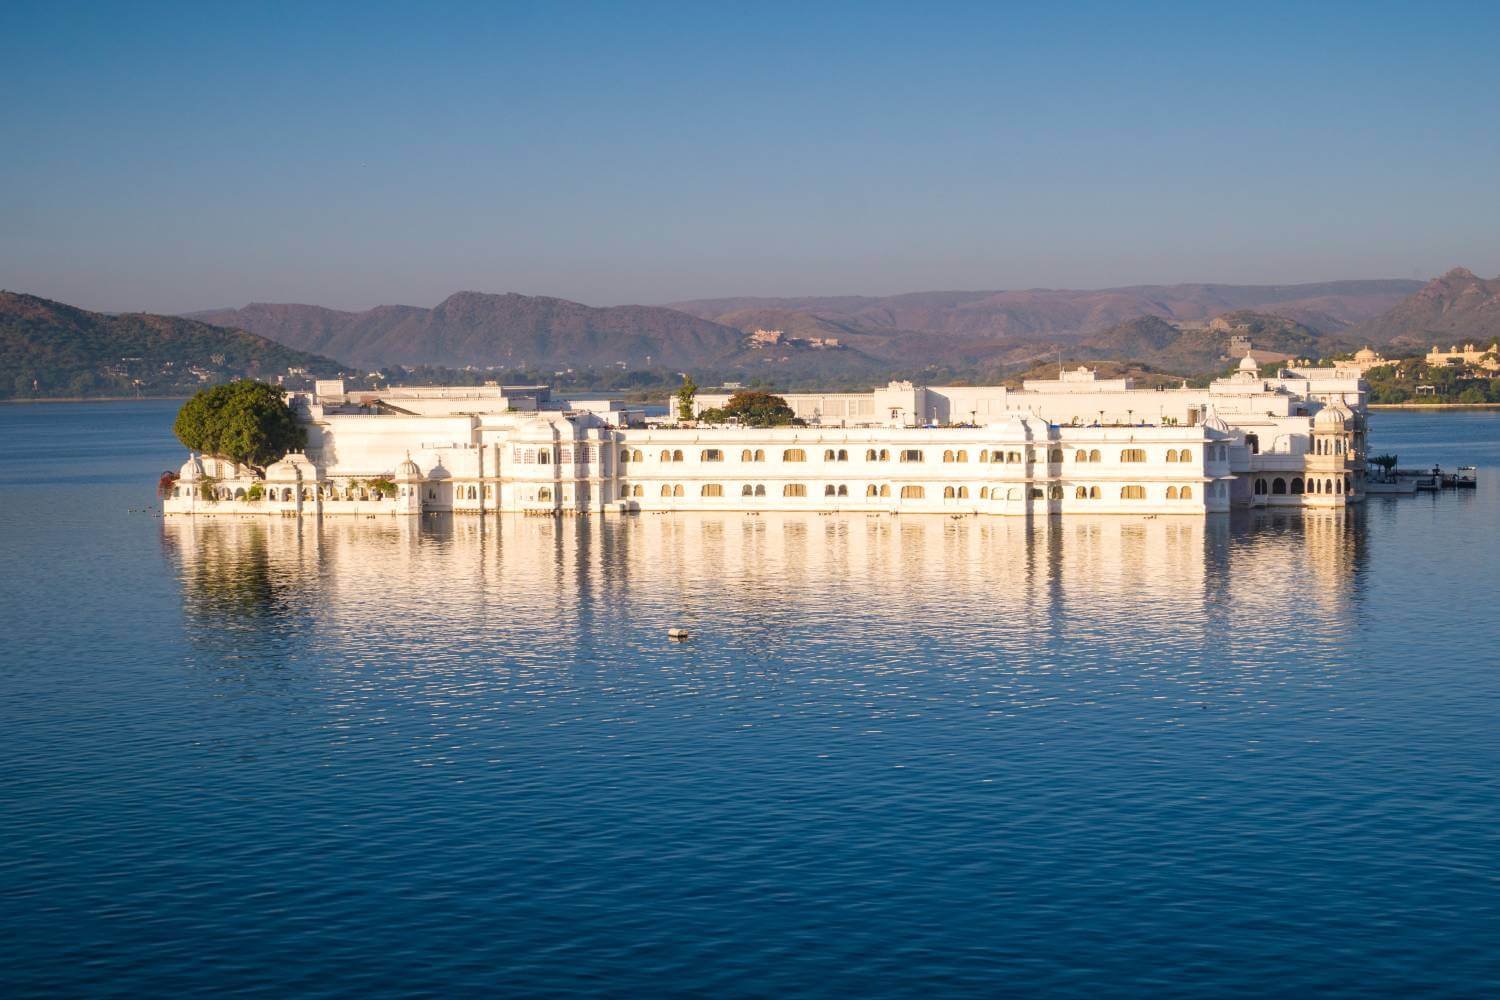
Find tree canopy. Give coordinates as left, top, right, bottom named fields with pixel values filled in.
left=676, top=374, right=698, bottom=422
left=698, top=390, right=800, bottom=427
left=173, top=380, right=306, bottom=469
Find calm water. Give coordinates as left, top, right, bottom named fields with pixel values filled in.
left=2, top=401, right=1498, bottom=997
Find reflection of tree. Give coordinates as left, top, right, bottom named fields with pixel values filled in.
left=161, top=520, right=315, bottom=661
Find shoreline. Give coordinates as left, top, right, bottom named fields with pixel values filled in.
left=1368, top=402, right=1500, bottom=410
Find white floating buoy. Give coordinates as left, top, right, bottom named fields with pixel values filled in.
left=668, top=628, right=690, bottom=641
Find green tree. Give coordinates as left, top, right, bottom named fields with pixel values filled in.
left=1458, top=387, right=1487, bottom=404
left=173, top=380, right=306, bottom=470
left=675, top=374, right=698, bottom=422
left=698, top=390, right=800, bottom=427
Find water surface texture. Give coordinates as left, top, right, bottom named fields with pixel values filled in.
left=2, top=402, right=1497, bottom=997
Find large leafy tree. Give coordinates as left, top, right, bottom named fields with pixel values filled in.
left=675, top=374, right=698, bottom=422
left=699, top=390, right=800, bottom=427
left=173, top=379, right=306, bottom=470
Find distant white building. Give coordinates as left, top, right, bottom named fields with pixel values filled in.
left=163, top=357, right=1368, bottom=518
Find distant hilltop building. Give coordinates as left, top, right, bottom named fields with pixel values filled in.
left=747, top=328, right=840, bottom=350
left=1425, top=342, right=1499, bottom=371
left=164, top=357, right=1371, bottom=520
left=1338, top=346, right=1392, bottom=374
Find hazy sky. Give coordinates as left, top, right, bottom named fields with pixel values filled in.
left=4, top=1, right=1498, bottom=313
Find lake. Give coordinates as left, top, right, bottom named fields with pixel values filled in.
left=2, top=401, right=1497, bottom=996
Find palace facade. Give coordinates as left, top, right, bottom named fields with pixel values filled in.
left=163, top=356, right=1368, bottom=518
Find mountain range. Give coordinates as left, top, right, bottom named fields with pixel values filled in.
left=5, top=270, right=1496, bottom=398
left=191, top=278, right=1425, bottom=374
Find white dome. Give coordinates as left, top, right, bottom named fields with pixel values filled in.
left=1314, top=403, right=1348, bottom=429
left=1355, top=346, right=1377, bottom=362
left=1201, top=407, right=1230, bottom=433
left=396, top=456, right=422, bottom=480
left=1238, top=353, right=1259, bottom=373
left=178, top=453, right=204, bottom=481
left=265, top=457, right=302, bottom=481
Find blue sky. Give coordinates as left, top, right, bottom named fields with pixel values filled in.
left=3, top=0, right=1497, bottom=312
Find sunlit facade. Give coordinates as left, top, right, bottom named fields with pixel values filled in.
left=162, top=357, right=1368, bottom=517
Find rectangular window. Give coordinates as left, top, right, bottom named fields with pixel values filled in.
left=1120, top=449, right=1147, bottom=462
left=783, top=483, right=807, bottom=497
left=900, top=449, right=923, bottom=463
left=701, top=449, right=723, bottom=462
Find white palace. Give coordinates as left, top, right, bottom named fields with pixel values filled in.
left=163, top=356, right=1368, bottom=519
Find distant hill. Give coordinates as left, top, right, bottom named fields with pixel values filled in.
left=1, top=292, right=341, bottom=399
left=1350, top=268, right=1500, bottom=347
left=191, top=292, right=746, bottom=369
left=1073, top=311, right=1349, bottom=376
left=672, top=279, right=1420, bottom=341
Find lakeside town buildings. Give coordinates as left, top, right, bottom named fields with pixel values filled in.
left=163, top=356, right=1369, bottom=519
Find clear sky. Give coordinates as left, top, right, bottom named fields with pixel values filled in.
left=4, top=0, right=1498, bottom=312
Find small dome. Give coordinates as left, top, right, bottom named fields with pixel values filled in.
left=1201, top=407, right=1230, bottom=433
left=265, top=457, right=302, bottom=481
left=179, top=453, right=204, bottom=481
left=1314, top=403, right=1348, bottom=429
left=1238, top=353, right=1259, bottom=373
left=1354, top=346, right=1377, bottom=362
left=396, top=456, right=422, bottom=480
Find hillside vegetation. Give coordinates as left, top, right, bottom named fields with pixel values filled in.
left=1, top=292, right=341, bottom=399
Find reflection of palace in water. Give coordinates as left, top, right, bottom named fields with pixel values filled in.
left=163, top=508, right=1366, bottom=651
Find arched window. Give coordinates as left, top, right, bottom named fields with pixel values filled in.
left=672, top=450, right=684, bottom=462
left=620, top=449, right=630, bottom=463
left=1121, top=485, right=1146, bottom=499
left=741, top=484, right=754, bottom=496
left=879, top=449, right=890, bottom=461
left=1008, top=451, right=1023, bottom=463
left=826, top=449, right=838, bottom=461
left=631, top=449, right=644, bottom=462
left=1089, top=486, right=1101, bottom=499
left=1326, top=478, right=1335, bottom=494
left=1167, top=486, right=1178, bottom=499
left=1006, top=488, right=1021, bottom=500
left=660, top=484, right=673, bottom=497
left=1344, top=474, right=1352, bottom=493
left=837, top=449, right=848, bottom=461
left=674, top=484, right=685, bottom=497
left=1047, top=485, right=1061, bottom=499
left=741, top=449, right=755, bottom=462
left=943, top=486, right=956, bottom=498
left=754, top=485, right=766, bottom=496
left=1048, top=448, right=1064, bottom=463
left=954, top=450, right=967, bottom=463
left=660, top=449, right=673, bottom=462
left=900, top=485, right=924, bottom=499
left=1255, top=478, right=1268, bottom=495
left=1076, top=486, right=1088, bottom=499
left=866, top=484, right=880, bottom=497
left=1166, top=449, right=1178, bottom=462
left=1180, top=486, right=1193, bottom=500
left=1074, top=450, right=1088, bottom=462
left=1121, top=449, right=1146, bottom=462
left=942, top=450, right=955, bottom=463
left=900, top=449, right=923, bottom=463
left=783, top=483, right=807, bottom=497
left=783, top=449, right=806, bottom=462
left=825, top=484, right=838, bottom=496
left=866, top=449, right=879, bottom=461
left=1273, top=478, right=1287, bottom=495
left=980, top=450, right=990, bottom=463
left=1291, top=477, right=1304, bottom=494
left=1335, top=478, right=1343, bottom=495
left=980, top=487, right=990, bottom=499
left=538, top=449, right=551, bottom=464
left=754, top=449, right=765, bottom=461
left=1179, top=448, right=1192, bottom=462
left=701, top=449, right=723, bottom=462
left=837, top=485, right=848, bottom=496
left=234, top=488, right=245, bottom=499
left=539, top=488, right=553, bottom=501
left=1089, top=449, right=1101, bottom=462
left=880, top=484, right=891, bottom=497
left=1246, top=433, right=1260, bottom=454
left=957, top=486, right=969, bottom=499
left=701, top=483, right=723, bottom=497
